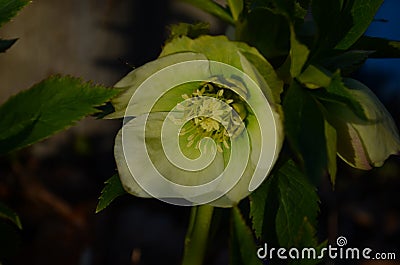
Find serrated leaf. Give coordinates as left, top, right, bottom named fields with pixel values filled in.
left=352, top=36, right=400, bottom=58
left=0, top=38, right=17, bottom=53
left=181, top=0, right=235, bottom=25
left=297, top=64, right=332, bottom=89
left=250, top=161, right=321, bottom=253
left=249, top=175, right=278, bottom=240
left=167, top=22, right=209, bottom=41
left=289, top=26, right=310, bottom=77
left=0, top=202, right=22, bottom=229
left=323, top=71, right=368, bottom=120
left=283, top=81, right=327, bottom=183
left=0, top=76, right=119, bottom=154
left=227, top=0, right=243, bottom=21
left=0, top=0, right=29, bottom=27
left=275, top=161, right=319, bottom=247
left=96, top=174, right=126, bottom=213
left=231, top=207, right=263, bottom=265
left=271, top=0, right=296, bottom=19
left=335, top=0, right=383, bottom=50
left=312, top=0, right=383, bottom=53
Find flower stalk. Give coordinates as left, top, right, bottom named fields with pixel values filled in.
left=182, top=205, right=214, bottom=265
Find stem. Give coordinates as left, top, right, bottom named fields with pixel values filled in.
left=182, top=204, right=214, bottom=265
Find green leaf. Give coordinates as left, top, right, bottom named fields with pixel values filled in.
left=283, top=81, right=328, bottom=183
left=289, top=26, right=310, bottom=77
left=311, top=0, right=350, bottom=52
left=0, top=76, right=119, bottom=154
left=0, top=38, right=17, bottom=53
left=0, top=0, right=29, bottom=27
left=275, top=161, right=319, bottom=247
left=0, top=202, right=22, bottom=229
left=319, top=71, right=368, bottom=120
left=245, top=0, right=296, bottom=18
left=180, top=0, right=235, bottom=25
left=239, top=50, right=284, bottom=104
left=312, top=0, right=383, bottom=52
left=249, top=175, right=279, bottom=240
left=335, top=0, right=384, bottom=50
left=227, top=0, right=243, bottom=21
left=297, top=64, right=332, bottom=89
left=322, top=50, right=373, bottom=75
left=96, top=174, right=126, bottom=213
left=167, top=22, right=209, bottom=41
left=250, top=161, right=320, bottom=252
left=324, top=120, right=337, bottom=185
left=236, top=8, right=290, bottom=59
left=231, top=207, right=263, bottom=265
left=351, top=36, right=400, bottom=58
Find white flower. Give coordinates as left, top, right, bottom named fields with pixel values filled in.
left=108, top=40, right=284, bottom=207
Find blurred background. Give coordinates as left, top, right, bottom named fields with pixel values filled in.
left=0, top=0, right=399, bottom=264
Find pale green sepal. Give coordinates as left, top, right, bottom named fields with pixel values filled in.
left=106, top=52, right=207, bottom=119
left=114, top=127, right=151, bottom=197
left=238, top=52, right=284, bottom=149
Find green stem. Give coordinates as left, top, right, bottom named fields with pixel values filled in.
left=182, top=204, right=214, bottom=265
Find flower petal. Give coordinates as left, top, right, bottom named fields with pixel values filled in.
left=106, top=52, right=207, bottom=119
left=114, top=127, right=151, bottom=197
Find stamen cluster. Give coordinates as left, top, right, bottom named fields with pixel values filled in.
left=176, top=77, right=248, bottom=152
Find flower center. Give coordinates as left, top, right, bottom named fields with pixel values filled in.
left=177, top=77, right=248, bottom=153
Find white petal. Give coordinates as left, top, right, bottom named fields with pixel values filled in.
left=106, top=52, right=208, bottom=119
left=114, top=128, right=151, bottom=197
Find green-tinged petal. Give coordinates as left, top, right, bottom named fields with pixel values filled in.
left=210, top=81, right=283, bottom=207
left=238, top=52, right=284, bottom=163
left=106, top=52, right=207, bottom=118
left=237, top=50, right=283, bottom=104
left=209, top=114, right=261, bottom=207
left=161, top=35, right=273, bottom=72
left=118, top=112, right=254, bottom=205
left=238, top=51, right=284, bottom=118
left=114, top=127, right=151, bottom=197
left=328, top=78, right=400, bottom=169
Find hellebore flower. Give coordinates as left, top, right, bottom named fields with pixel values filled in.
left=108, top=37, right=284, bottom=207
left=328, top=78, right=400, bottom=170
